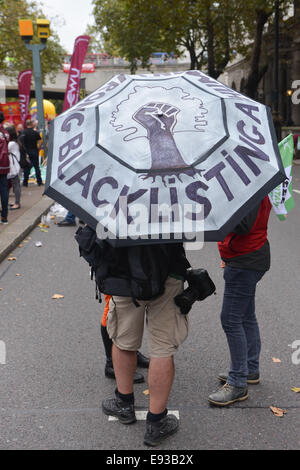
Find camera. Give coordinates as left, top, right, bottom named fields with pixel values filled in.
left=174, top=268, right=216, bottom=315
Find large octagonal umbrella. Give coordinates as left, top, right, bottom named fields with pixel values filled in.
left=45, top=70, right=285, bottom=244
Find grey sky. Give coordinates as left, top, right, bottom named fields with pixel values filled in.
left=39, top=0, right=94, bottom=53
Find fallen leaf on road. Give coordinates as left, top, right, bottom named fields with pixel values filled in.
left=291, top=387, right=300, bottom=393
left=7, top=257, right=16, bottom=261
left=16, top=273, right=21, bottom=277
left=143, top=389, right=150, bottom=396
left=35, top=241, right=43, bottom=247
left=52, top=294, right=64, bottom=299
left=0, top=288, right=3, bottom=291
left=41, top=229, right=48, bottom=232
left=18, top=244, right=23, bottom=248
left=270, top=406, right=287, bottom=417
left=272, top=357, right=281, bottom=363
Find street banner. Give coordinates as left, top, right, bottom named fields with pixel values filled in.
left=63, top=35, right=90, bottom=112
left=18, top=69, right=32, bottom=126
left=269, top=134, right=295, bottom=220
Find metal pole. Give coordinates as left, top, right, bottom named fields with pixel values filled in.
left=24, top=42, right=46, bottom=140
left=273, top=0, right=281, bottom=140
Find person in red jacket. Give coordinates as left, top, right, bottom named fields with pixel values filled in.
left=0, top=111, right=10, bottom=224
left=208, top=196, right=272, bottom=406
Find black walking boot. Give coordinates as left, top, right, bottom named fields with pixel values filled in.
left=137, top=351, right=150, bottom=369
left=102, top=390, right=136, bottom=425
left=144, top=414, right=179, bottom=446
left=105, top=358, right=145, bottom=384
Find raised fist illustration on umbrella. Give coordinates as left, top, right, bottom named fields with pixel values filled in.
left=133, top=102, right=189, bottom=172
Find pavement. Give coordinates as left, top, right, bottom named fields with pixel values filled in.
left=0, top=182, right=54, bottom=264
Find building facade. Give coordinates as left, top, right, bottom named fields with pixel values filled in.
left=221, top=1, right=300, bottom=134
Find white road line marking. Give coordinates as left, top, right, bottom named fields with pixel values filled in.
left=108, top=410, right=180, bottom=421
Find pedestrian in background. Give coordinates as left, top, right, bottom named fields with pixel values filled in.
left=208, top=196, right=272, bottom=406
left=16, top=123, right=24, bottom=137
left=57, top=210, right=77, bottom=227
left=21, top=119, right=42, bottom=187
left=6, top=126, right=21, bottom=210
left=101, top=294, right=149, bottom=383
left=0, top=111, right=10, bottom=224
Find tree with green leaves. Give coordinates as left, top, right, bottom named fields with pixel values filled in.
left=0, top=0, right=65, bottom=82
left=92, top=0, right=170, bottom=73
left=91, top=0, right=248, bottom=77
left=91, top=0, right=293, bottom=99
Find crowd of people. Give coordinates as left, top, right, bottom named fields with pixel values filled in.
left=0, top=112, right=43, bottom=225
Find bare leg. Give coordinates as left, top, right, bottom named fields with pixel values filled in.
left=112, top=344, right=137, bottom=394
left=148, top=356, right=174, bottom=414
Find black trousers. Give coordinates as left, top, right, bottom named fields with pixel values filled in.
left=23, top=151, right=42, bottom=186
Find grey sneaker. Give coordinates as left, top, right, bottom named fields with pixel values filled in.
left=102, top=397, right=136, bottom=424
left=217, top=372, right=260, bottom=384
left=144, top=414, right=179, bottom=446
left=208, top=383, right=248, bottom=406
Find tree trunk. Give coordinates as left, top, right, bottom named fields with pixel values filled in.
left=206, top=5, right=216, bottom=78
left=244, top=9, right=270, bottom=99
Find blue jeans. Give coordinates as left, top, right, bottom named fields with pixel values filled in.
left=65, top=211, right=75, bottom=223
left=220, top=266, right=265, bottom=388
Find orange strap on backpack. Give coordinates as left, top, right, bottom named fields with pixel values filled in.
left=101, top=294, right=112, bottom=327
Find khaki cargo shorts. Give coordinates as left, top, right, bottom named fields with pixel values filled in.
left=106, top=277, right=189, bottom=357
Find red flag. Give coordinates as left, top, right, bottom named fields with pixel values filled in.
left=18, top=70, right=32, bottom=126
left=63, top=35, right=90, bottom=111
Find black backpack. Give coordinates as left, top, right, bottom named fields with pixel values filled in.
left=75, top=226, right=173, bottom=303
left=127, top=244, right=171, bottom=301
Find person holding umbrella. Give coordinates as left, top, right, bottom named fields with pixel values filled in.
left=75, top=227, right=190, bottom=446
left=208, top=196, right=272, bottom=406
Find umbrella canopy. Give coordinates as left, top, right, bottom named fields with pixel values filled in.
left=45, top=70, right=285, bottom=244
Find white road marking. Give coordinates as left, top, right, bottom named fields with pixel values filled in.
left=108, top=410, right=180, bottom=421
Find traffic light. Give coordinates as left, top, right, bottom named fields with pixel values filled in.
left=36, top=19, right=50, bottom=41
left=19, top=19, right=34, bottom=41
